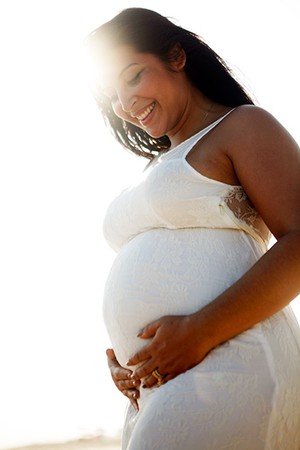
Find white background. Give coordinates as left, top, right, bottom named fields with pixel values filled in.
left=0, top=0, right=299, bottom=448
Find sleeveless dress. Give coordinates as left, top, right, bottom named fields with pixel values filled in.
left=102, top=111, right=300, bottom=450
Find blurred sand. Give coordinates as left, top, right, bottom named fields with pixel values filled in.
left=8, top=437, right=121, bottom=450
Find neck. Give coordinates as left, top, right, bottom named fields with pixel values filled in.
left=168, top=89, right=230, bottom=148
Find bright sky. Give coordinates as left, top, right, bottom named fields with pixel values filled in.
left=0, top=0, right=299, bottom=448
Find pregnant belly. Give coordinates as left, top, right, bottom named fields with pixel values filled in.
left=103, top=228, right=263, bottom=367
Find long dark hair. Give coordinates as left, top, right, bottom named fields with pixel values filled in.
left=86, top=8, right=255, bottom=160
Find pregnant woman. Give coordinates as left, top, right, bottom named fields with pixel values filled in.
left=86, top=8, right=300, bottom=449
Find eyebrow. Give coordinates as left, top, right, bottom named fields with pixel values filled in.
left=102, top=63, right=140, bottom=94
left=120, top=63, right=139, bottom=77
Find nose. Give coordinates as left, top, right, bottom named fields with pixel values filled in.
left=116, top=87, right=137, bottom=114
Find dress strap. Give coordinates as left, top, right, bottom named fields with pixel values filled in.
left=157, top=108, right=236, bottom=163
left=204, top=108, right=236, bottom=133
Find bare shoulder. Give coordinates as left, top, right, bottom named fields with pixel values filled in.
left=223, top=104, right=300, bottom=238
left=225, top=104, right=298, bottom=147
left=222, top=104, right=300, bottom=171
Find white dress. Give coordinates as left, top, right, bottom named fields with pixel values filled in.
left=102, top=111, right=300, bottom=450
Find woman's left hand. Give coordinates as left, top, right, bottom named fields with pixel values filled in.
left=126, top=314, right=212, bottom=388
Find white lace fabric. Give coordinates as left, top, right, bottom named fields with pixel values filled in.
left=220, top=185, right=271, bottom=247
left=102, top=111, right=300, bottom=449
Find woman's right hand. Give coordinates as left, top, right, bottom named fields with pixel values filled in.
left=106, top=348, right=141, bottom=412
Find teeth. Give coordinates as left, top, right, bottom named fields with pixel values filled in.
left=137, top=103, right=155, bottom=121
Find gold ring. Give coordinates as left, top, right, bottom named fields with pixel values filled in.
left=152, top=369, right=165, bottom=386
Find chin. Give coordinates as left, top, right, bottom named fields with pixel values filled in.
left=145, top=128, right=166, bottom=139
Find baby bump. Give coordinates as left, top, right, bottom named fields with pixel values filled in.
left=103, top=228, right=264, bottom=366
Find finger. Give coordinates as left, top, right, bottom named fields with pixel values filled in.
left=120, top=388, right=140, bottom=412
left=106, top=348, right=116, bottom=360
left=131, top=360, right=156, bottom=380
left=160, top=374, right=173, bottom=385
left=137, top=319, right=161, bottom=339
left=122, top=387, right=140, bottom=399
left=106, top=349, right=120, bottom=370
left=112, top=366, right=134, bottom=382
left=129, top=396, right=139, bottom=412
left=117, top=378, right=141, bottom=390
left=143, top=372, right=172, bottom=388
left=106, top=352, right=134, bottom=380
left=141, top=374, right=158, bottom=389
left=131, top=389, right=140, bottom=400
left=126, top=348, right=151, bottom=367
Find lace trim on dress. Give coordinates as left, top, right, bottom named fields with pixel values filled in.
left=220, top=186, right=271, bottom=249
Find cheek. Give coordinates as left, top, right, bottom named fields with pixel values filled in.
left=112, top=101, right=124, bottom=119
left=112, top=101, right=140, bottom=127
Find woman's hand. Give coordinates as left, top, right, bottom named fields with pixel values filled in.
left=126, top=314, right=213, bottom=388
left=106, top=348, right=141, bottom=411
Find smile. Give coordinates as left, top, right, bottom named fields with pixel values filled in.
left=136, top=102, right=155, bottom=122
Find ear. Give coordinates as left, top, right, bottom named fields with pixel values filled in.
left=169, top=44, right=186, bottom=71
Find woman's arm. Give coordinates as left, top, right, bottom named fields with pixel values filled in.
left=127, top=106, right=300, bottom=387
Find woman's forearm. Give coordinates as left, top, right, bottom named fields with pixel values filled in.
left=193, top=230, right=300, bottom=350
left=127, top=231, right=300, bottom=385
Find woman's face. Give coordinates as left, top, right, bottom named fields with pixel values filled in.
left=100, top=45, right=190, bottom=139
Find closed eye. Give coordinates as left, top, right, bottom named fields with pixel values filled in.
left=127, top=70, right=143, bottom=86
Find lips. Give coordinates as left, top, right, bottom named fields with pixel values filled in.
left=135, top=102, right=155, bottom=122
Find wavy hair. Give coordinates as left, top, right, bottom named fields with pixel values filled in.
left=86, top=8, right=255, bottom=159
